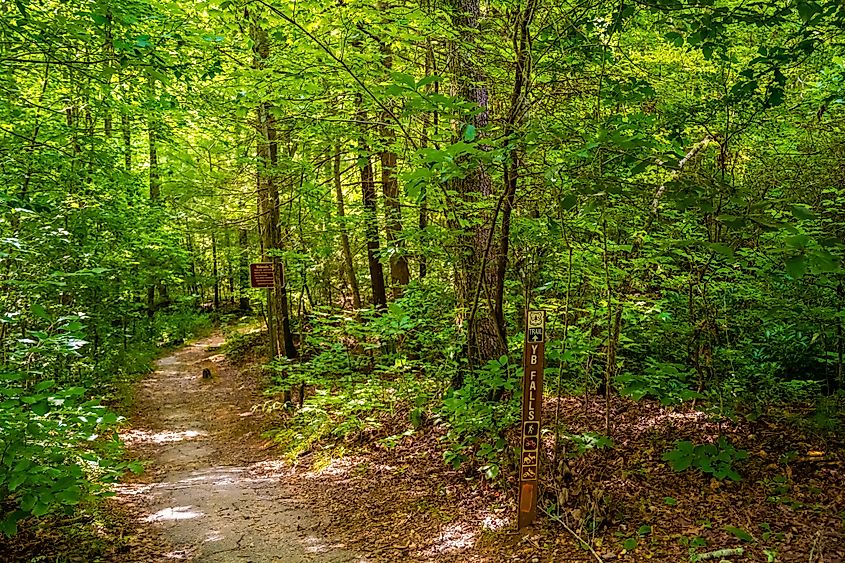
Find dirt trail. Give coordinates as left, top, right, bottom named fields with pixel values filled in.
left=116, top=334, right=362, bottom=563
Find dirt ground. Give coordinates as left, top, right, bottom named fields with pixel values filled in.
left=112, top=334, right=362, bottom=563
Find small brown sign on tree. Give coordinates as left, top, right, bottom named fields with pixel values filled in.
left=249, top=263, right=275, bottom=288
left=518, top=309, right=545, bottom=530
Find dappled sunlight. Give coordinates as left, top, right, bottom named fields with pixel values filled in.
left=302, top=535, right=335, bottom=554
left=144, top=506, right=204, bottom=522
left=121, top=429, right=207, bottom=445
left=422, top=521, right=476, bottom=556
left=480, top=512, right=510, bottom=532
left=204, top=530, right=224, bottom=542
left=630, top=409, right=708, bottom=433
left=308, top=456, right=364, bottom=477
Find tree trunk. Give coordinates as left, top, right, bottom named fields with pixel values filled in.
left=334, top=146, right=362, bottom=309
left=494, top=0, right=537, bottom=342
left=356, top=95, right=387, bottom=311
left=448, top=0, right=506, bottom=379
left=238, top=228, right=251, bottom=311
left=251, top=10, right=297, bottom=360
left=122, top=113, right=131, bottom=170
left=379, top=43, right=411, bottom=298
left=148, top=77, right=160, bottom=201
left=212, top=231, right=220, bottom=312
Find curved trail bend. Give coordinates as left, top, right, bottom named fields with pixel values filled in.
left=116, top=334, right=362, bottom=563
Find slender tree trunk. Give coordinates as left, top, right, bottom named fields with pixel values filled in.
left=148, top=77, right=160, bottom=201
left=356, top=95, right=387, bottom=311
left=224, top=229, right=235, bottom=303
left=334, top=146, right=362, bottom=309
left=122, top=113, right=131, bottom=170
left=379, top=43, right=410, bottom=298
left=251, top=9, right=297, bottom=360
left=212, top=231, right=220, bottom=312
left=146, top=74, right=161, bottom=317
left=238, top=228, right=251, bottom=311
left=185, top=222, right=198, bottom=296
left=494, top=0, right=537, bottom=340
left=266, top=117, right=297, bottom=358
left=418, top=39, right=437, bottom=280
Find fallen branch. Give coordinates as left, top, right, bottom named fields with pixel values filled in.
left=693, top=547, right=744, bottom=561
left=540, top=507, right=603, bottom=563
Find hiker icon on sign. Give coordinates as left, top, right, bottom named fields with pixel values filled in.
left=524, top=421, right=539, bottom=436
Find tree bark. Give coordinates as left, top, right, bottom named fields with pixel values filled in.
left=238, top=228, right=251, bottom=311
left=334, top=146, right=362, bottom=309
left=449, top=0, right=506, bottom=378
left=379, top=43, right=411, bottom=298
left=356, top=94, right=387, bottom=311
left=251, top=10, right=297, bottom=359
left=212, top=230, right=220, bottom=312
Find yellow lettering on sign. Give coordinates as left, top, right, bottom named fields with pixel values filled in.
left=530, top=380, right=536, bottom=391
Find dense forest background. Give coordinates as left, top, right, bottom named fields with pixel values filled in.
left=1, top=0, right=844, bottom=557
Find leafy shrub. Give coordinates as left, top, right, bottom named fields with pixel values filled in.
left=616, top=360, right=701, bottom=405
left=662, top=437, right=748, bottom=481
left=0, top=375, right=136, bottom=536
left=439, top=355, right=520, bottom=480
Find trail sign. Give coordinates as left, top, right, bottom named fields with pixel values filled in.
left=249, top=263, right=275, bottom=288
left=518, top=309, right=545, bottom=530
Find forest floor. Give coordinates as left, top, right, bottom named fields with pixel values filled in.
left=108, top=333, right=361, bottom=563
left=3, top=333, right=845, bottom=562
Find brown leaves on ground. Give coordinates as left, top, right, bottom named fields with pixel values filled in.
left=282, top=393, right=845, bottom=562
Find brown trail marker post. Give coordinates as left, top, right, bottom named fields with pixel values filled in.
left=518, top=309, right=545, bottom=530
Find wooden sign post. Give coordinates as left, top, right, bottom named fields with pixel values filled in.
left=518, top=309, right=545, bottom=530
left=249, top=263, right=275, bottom=288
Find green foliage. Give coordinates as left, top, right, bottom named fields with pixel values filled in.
left=663, top=438, right=749, bottom=481
left=439, top=355, right=519, bottom=480
left=0, top=374, right=139, bottom=536
left=617, top=361, right=701, bottom=405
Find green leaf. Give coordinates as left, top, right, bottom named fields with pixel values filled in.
left=706, top=243, right=734, bottom=257
left=463, top=124, right=477, bottom=142
left=796, top=1, right=818, bottom=23
left=791, top=205, right=815, bottom=220
left=623, top=537, right=638, bottom=550
left=785, top=234, right=810, bottom=248
left=785, top=255, right=806, bottom=278
left=31, top=303, right=49, bottom=320
left=416, top=75, right=441, bottom=89
left=725, top=525, right=755, bottom=543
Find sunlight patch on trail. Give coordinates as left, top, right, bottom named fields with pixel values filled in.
left=144, top=506, right=204, bottom=522
left=422, top=521, right=476, bottom=556
left=121, top=429, right=207, bottom=445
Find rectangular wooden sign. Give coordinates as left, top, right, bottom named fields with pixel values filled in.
left=249, top=263, right=275, bottom=288
left=518, top=309, right=545, bottom=530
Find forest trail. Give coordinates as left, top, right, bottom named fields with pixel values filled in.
left=115, top=334, right=362, bottom=563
